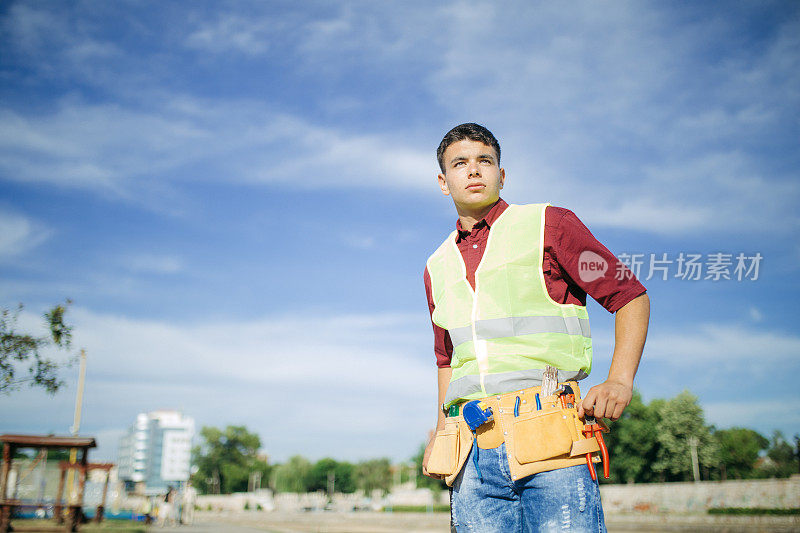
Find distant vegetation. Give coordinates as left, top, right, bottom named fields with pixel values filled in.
left=191, top=425, right=395, bottom=495
left=191, top=390, right=799, bottom=495
left=1, top=301, right=75, bottom=394
left=604, top=390, right=799, bottom=483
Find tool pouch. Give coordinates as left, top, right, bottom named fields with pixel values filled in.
left=512, top=408, right=574, bottom=464
left=426, top=423, right=460, bottom=476
left=425, top=416, right=475, bottom=486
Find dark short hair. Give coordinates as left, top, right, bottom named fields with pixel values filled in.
left=436, top=123, right=501, bottom=173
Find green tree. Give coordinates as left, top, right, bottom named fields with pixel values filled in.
left=604, top=390, right=660, bottom=483
left=307, top=458, right=355, bottom=494
left=652, top=390, right=718, bottom=481
left=271, top=455, right=312, bottom=493
left=191, top=425, right=269, bottom=494
left=1, top=302, right=74, bottom=394
left=354, top=458, right=392, bottom=495
left=714, top=427, right=768, bottom=480
left=755, top=431, right=800, bottom=478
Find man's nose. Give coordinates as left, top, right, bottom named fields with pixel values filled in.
left=468, top=161, right=481, bottom=177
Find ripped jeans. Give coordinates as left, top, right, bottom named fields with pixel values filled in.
left=451, top=442, right=606, bottom=533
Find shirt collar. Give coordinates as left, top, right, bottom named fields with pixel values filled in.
left=456, top=198, right=509, bottom=241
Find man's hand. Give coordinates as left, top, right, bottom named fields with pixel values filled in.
left=421, top=430, right=444, bottom=479
left=577, top=379, right=632, bottom=421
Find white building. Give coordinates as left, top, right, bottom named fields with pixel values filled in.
left=118, top=410, right=195, bottom=494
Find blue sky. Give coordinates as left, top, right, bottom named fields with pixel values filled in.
left=1, top=1, right=799, bottom=464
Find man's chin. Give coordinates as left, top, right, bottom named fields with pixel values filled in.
left=455, top=195, right=499, bottom=213
left=463, top=193, right=498, bottom=205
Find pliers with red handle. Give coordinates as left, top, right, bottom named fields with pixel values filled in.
left=582, top=415, right=610, bottom=480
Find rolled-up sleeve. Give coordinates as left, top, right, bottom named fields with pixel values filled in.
left=549, top=207, right=647, bottom=313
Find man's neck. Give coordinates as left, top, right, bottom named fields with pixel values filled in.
left=457, top=200, right=499, bottom=232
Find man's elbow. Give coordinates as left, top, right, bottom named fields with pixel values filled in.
left=617, top=292, right=650, bottom=323
left=635, top=292, right=650, bottom=308
left=623, top=292, right=649, bottom=312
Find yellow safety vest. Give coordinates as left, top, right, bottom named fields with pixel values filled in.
left=427, top=203, right=592, bottom=407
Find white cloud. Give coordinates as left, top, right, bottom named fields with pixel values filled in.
left=67, top=308, right=428, bottom=388
left=184, top=14, right=273, bottom=56
left=645, top=323, right=800, bottom=364
left=424, top=2, right=800, bottom=236
left=295, top=3, right=434, bottom=66
left=261, top=124, right=432, bottom=191
left=0, top=209, right=49, bottom=258
left=0, top=97, right=433, bottom=203
left=578, top=199, right=713, bottom=235
left=124, top=254, right=183, bottom=275
left=1, top=3, right=122, bottom=77
left=2, top=307, right=436, bottom=462
left=704, top=399, right=800, bottom=436
left=341, top=233, right=376, bottom=250
left=3, top=4, right=68, bottom=56
left=1, top=1, right=797, bottom=239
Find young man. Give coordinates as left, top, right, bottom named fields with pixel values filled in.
left=422, top=123, right=649, bottom=532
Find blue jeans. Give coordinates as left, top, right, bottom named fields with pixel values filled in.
left=451, top=442, right=606, bottom=532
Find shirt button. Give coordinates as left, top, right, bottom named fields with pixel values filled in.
left=472, top=244, right=478, bottom=249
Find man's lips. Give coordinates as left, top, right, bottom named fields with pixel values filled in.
left=466, top=183, right=485, bottom=190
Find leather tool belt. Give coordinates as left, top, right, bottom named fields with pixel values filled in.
left=426, top=381, right=602, bottom=486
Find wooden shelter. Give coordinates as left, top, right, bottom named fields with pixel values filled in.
left=0, top=434, right=99, bottom=533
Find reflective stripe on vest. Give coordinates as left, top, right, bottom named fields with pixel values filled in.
left=447, top=315, right=591, bottom=348
left=426, top=203, right=593, bottom=407
left=446, top=368, right=589, bottom=403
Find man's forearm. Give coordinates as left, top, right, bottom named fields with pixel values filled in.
left=422, top=366, right=452, bottom=479
left=435, top=367, right=453, bottom=430
left=579, top=292, right=649, bottom=419
left=608, top=293, right=650, bottom=386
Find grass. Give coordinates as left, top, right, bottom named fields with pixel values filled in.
left=383, top=504, right=450, bottom=513
left=707, top=507, right=800, bottom=516
left=9, top=519, right=147, bottom=532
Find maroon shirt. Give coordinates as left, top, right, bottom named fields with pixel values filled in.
left=424, top=199, right=646, bottom=368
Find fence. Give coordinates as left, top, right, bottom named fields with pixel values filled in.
left=600, top=476, right=800, bottom=513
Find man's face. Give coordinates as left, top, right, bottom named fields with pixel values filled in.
left=438, top=139, right=505, bottom=213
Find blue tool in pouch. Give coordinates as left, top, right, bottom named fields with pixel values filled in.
left=462, top=400, right=494, bottom=431
left=461, top=400, right=494, bottom=483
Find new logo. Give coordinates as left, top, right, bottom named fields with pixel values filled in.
left=578, top=250, right=607, bottom=282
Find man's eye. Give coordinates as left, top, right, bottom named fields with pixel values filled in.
left=454, top=161, right=465, bottom=167
left=480, top=159, right=492, bottom=164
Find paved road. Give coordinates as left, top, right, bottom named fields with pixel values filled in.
left=153, top=512, right=450, bottom=532
left=150, top=522, right=272, bottom=532
left=148, top=513, right=800, bottom=533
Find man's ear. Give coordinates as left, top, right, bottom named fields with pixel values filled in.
left=499, top=168, right=505, bottom=189
left=438, top=173, right=451, bottom=196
